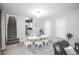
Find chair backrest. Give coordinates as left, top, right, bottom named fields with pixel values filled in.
left=53, top=40, right=70, bottom=55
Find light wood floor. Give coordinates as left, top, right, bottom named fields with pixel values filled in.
left=2, top=43, right=54, bottom=55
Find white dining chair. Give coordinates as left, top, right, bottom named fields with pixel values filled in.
left=34, top=40, right=43, bottom=49
left=24, top=40, right=33, bottom=48
left=42, top=38, right=50, bottom=46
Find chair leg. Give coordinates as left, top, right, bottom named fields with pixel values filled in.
left=39, top=44, right=42, bottom=48
left=43, top=42, right=45, bottom=45
left=28, top=44, right=32, bottom=48
left=47, top=42, right=49, bottom=45
left=25, top=45, right=28, bottom=48
left=35, top=44, right=37, bottom=48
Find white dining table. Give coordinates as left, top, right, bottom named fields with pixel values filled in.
left=27, top=35, right=39, bottom=41
left=27, top=35, right=49, bottom=41
left=26, top=35, right=49, bottom=47
left=40, top=35, right=49, bottom=39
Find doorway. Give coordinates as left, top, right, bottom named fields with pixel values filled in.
left=7, top=16, right=19, bottom=45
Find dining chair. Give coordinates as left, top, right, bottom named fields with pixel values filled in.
left=42, top=39, right=49, bottom=46
left=34, top=40, right=43, bottom=49
left=24, top=40, right=33, bottom=48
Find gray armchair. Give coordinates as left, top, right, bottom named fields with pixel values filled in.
left=53, top=40, right=79, bottom=55
left=53, top=40, right=70, bottom=55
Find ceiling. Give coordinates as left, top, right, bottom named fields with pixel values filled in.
left=1, top=3, right=79, bottom=19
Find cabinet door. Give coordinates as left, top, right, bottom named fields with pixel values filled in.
left=0, top=9, right=2, bottom=54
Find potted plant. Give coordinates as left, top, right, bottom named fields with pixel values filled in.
left=66, top=33, right=73, bottom=42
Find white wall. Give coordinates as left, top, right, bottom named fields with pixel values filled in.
left=66, top=9, right=79, bottom=47
left=16, top=16, right=26, bottom=42
left=1, top=11, right=6, bottom=49
left=56, top=9, right=79, bottom=47
left=56, top=18, right=66, bottom=39
left=32, top=16, right=40, bottom=35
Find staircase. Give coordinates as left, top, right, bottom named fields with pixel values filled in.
left=6, top=16, right=19, bottom=45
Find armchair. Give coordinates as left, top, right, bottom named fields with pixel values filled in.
left=53, top=40, right=70, bottom=55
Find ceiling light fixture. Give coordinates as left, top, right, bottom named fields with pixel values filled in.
left=25, top=17, right=30, bottom=20
left=32, top=8, right=46, bottom=17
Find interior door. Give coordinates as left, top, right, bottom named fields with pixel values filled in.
left=0, top=9, right=2, bottom=54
